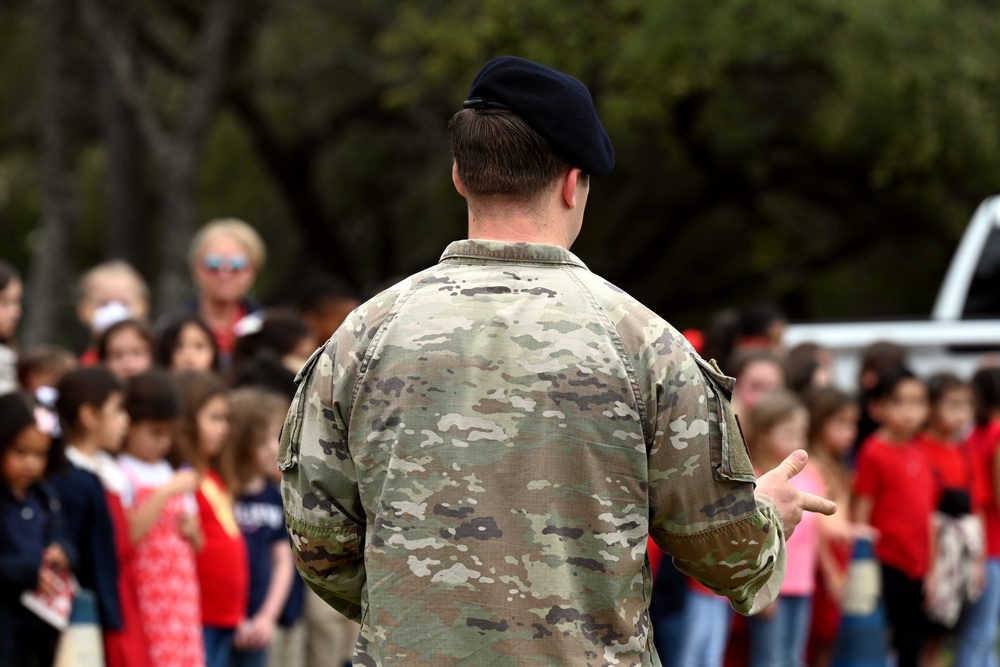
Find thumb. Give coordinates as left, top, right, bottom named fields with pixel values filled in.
left=778, top=449, right=809, bottom=480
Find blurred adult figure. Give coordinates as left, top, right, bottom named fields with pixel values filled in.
left=702, top=304, right=786, bottom=377
left=296, top=276, right=360, bottom=348
left=0, top=259, right=23, bottom=393
left=730, top=349, right=787, bottom=422
left=738, top=303, right=787, bottom=355
left=186, top=219, right=265, bottom=368
left=785, top=342, right=835, bottom=395
left=231, top=309, right=316, bottom=378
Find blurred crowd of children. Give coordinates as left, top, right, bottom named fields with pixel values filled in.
left=652, top=305, right=1000, bottom=667
left=0, top=222, right=362, bottom=667
left=4, top=239, right=1000, bottom=667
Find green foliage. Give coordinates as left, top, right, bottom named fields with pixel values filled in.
left=4, top=0, right=1000, bottom=336
left=198, top=111, right=294, bottom=298
left=0, top=4, right=41, bottom=273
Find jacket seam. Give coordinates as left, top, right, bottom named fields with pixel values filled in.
left=348, top=268, right=441, bottom=414
left=441, top=254, right=586, bottom=268
left=562, top=265, right=651, bottom=447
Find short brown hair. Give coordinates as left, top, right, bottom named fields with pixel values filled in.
left=449, top=108, right=568, bottom=201
left=56, top=367, right=123, bottom=435
left=124, top=369, right=181, bottom=423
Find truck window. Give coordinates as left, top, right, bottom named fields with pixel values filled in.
left=964, top=227, right=1000, bottom=318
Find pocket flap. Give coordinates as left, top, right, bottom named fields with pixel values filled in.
left=278, top=345, right=326, bottom=471
left=694, top=355, right=756, bottom=485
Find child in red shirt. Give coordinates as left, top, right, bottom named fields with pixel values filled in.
left=917, top=372, right=980, bottom=664
left=957, top=368, right=1000, bottom=665
left=853, top=365, right=934, bottom=667
left=172, top=370, right=248, bottom=667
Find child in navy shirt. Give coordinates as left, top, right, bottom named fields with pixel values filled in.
left=229, top=387, right=295, bottom=667
left=0, top=391, right=74, bottom=667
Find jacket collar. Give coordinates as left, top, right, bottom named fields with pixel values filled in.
left=440, top=239, right=589, bottom=269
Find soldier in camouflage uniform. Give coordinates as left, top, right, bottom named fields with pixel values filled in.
left=279, top=56, right=835, bottom=666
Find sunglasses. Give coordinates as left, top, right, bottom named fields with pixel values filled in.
left=202, top=253, right=250, bottom=273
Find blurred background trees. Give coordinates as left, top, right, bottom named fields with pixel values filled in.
left=2, top=0, right=1000, bottom=347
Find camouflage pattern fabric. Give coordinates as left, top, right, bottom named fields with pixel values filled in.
left=280, top=240, right=786, bottom=667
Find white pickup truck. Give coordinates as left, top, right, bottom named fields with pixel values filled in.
left=783, top=196, right=1000, bottom=388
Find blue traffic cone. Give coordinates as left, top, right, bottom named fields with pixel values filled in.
left=54, top=589, right=105, bottom=667
left=832, top=537, right=888, bottom=667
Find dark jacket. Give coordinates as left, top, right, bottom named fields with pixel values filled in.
left=0, top=481, right=76, bottom=659
left=53, top=464, right=122, bottom=630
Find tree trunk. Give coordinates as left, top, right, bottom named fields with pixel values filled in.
left=23, top=0, right=79, bottom=345
left=81, top=0, right=243, bottom=314
left=98, top=51, right=149, bottom=271
left=156, top=148, right=198, bottom=313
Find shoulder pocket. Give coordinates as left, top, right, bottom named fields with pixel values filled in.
left=278, top=345, right=325, bottom=472
left=694, top=356, right=756, bottom=485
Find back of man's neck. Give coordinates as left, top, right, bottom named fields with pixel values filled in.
left=468, top=229, right=565, bottom=247
left=468, top=215, right=568, bottom=249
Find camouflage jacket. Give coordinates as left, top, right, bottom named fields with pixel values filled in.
left=280, top=240, right=786, bottom=667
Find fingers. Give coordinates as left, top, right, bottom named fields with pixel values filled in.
left=42, top=544, right=65, bottom=568
left=776, top=449, right=809, bottom=481
left=37, top=568, right=58, bottom=596
left=800, top=491, right=837, bottom=516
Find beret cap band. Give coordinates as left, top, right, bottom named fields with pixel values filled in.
left=463, top=97, right=511, bottom=111
left=465, top=56, right=615, bottom=177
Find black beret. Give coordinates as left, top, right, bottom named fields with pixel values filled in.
left=464, top=56, right=615, bottom=177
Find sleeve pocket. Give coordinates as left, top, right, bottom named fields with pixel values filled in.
left=694, top=356, right=757, bottom=485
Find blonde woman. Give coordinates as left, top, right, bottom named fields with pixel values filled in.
left=186, top=219, right=266, bottom=367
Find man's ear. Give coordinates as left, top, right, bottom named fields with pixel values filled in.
left=561, top=167, right=584, bottom=209
left=452, top=162, right=467, bottom=198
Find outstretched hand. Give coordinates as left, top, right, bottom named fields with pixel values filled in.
left=755, top=450, right=836, bottom=539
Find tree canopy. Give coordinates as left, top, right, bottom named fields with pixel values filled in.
left=2, top=0, right=999, bottom=346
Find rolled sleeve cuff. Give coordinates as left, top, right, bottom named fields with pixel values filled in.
left=285, top=512, right=365, bottom=623
left=660, top=495, right=786, bottom=616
